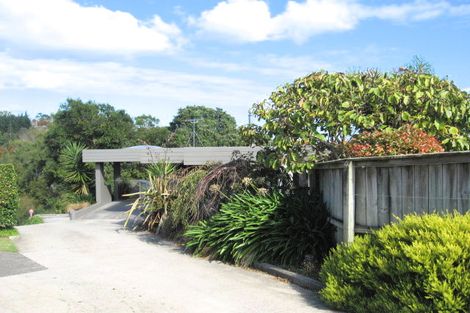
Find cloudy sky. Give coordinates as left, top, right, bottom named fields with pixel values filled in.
left=1, top=0, right=469, bottom=125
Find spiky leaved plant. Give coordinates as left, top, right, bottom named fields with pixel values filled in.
left=59, top=142, right=93, bottom=196
left=124, top=161, right=176, bottom=233
left=185, top=188, right=334, bottom=266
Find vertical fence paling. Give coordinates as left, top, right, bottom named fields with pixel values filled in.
left=310, top=152, right=470, bottom=242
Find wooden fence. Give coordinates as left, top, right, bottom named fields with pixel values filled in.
left=301, top=151, right=470, bottom=243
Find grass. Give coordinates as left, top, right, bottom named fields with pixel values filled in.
left=0, top=227, right=18, bottom=252
left=0, top=228, right=19, bottom=237
left=0, top=238, right=17, bottom=252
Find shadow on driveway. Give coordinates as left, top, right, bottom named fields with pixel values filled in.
left=0, top=252, right=46, bottom=278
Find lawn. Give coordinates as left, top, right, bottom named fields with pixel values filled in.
left=0, top=238, right=17, bottom=252
left=0, top=228, right=19, bottom=252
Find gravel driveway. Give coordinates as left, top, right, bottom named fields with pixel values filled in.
left=0, top=216, right=337, bottom=313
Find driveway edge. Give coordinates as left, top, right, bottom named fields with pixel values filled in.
left=253, top=262, right=323, bottom=291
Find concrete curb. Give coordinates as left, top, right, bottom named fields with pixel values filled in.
left=69, top=202, right=103, bottom=220
left=253, top=262, right=323, bottom=291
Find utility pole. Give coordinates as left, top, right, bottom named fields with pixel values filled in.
left=248, top=111, right=252, bottom=125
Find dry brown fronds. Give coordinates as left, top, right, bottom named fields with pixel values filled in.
left=66, top=202, right=90, bottom=212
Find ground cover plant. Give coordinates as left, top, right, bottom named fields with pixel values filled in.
left=185, top=188, right=335, bottom=267
left=320, top=213, right=470, bottom=313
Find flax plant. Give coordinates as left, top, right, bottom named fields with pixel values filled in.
left=124, top=161, right=176, bottom=233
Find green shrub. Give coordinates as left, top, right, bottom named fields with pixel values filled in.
left=344, top=124, right=444, bottom=157
left=185, top=189, right=334, bottom=266
left=320, top=213, right=470, bottom=313
left=0, top=164, right=18, bottom=228
left=162, top=167, right=210, bottom=237
left=21, top=215, right=43, bottom=225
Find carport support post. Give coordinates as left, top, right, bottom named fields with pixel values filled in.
left=113, top=162, right=121, bottom=201
left=343, top=161, right=355, bottom=243
left=95, top=162, right=112, bottom=204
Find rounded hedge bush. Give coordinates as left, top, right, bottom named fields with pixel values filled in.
left=0, top=164, right=18, bottom=229
left=320, top=213, right=470, bottom=313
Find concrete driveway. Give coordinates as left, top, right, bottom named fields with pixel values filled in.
left=0, top=216, right=337, bottom=313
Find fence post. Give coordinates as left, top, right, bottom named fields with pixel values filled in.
left=343, top=161, right=355, bottom=242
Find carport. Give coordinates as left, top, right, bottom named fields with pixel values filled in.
left=82, top=146, right=260, bottom=205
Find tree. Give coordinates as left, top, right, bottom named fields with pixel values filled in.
left=0, top=130, right=57, bottom=210
left=34, top=113, right=52, bottom=127
left=135, top=127, right=170, bottom=147
left=0, top=112, right=31, bottom=145
left=135, top=114, right=159, bottom=128
left=134, top=114, right=170, bottom=146
left=45, top=99, right=135, bottom=159
left=243, top=70, right=470, bottom=171
left=168, top=106, right=241, bottom=147
left=405, top=55, right=434, bottom=74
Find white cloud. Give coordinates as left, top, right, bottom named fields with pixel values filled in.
left=180, top=54, right=331, bottom=78
left=362, top=1, right=451, bottom=21
left=0, top=53, right=271, bottom=124
left=0, top=0, right=183, bottom=54
left=190, top=0, right=274, bottom=42
left=193, top=0, right=470, bottom=43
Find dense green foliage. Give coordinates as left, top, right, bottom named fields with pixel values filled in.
left=0, top=112, right=31, bottom=145
left=125, top=158, right=293, bottom=239
left=162, top=167, right=211, bottom=237
left=45, top=99, right=136, bottom=159
left=344, top=124, right=444, bottom=157
left=168, top=106, right=241, bottom=147
left=134, top=114, right=170, bottom=146
left=185, top=189, right=334, bottom=266
left=1, top=101, right=242, bottom=215
left=135, top=125, right=170, bottom=146
left=0, top=164, right=18, bottom=228
left=244, top=70, right=470, bottom=171
left=134, top=114, right=160, bottom=128
left=0, top=127, right=76, bottom=213
left=320, top=213, right=470, bottom=313
left=59, top=142, right=93, bottom=195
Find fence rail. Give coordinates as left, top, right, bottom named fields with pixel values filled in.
left=304, top=151, right=470, bottom=243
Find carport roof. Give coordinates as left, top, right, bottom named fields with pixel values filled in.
left=82, top=146, right=261, bottom=166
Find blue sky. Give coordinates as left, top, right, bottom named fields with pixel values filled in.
left=1, top=0, right=469, bottom=126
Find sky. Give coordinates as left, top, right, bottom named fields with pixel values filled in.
left=0, top=0, right=469, bottom=126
